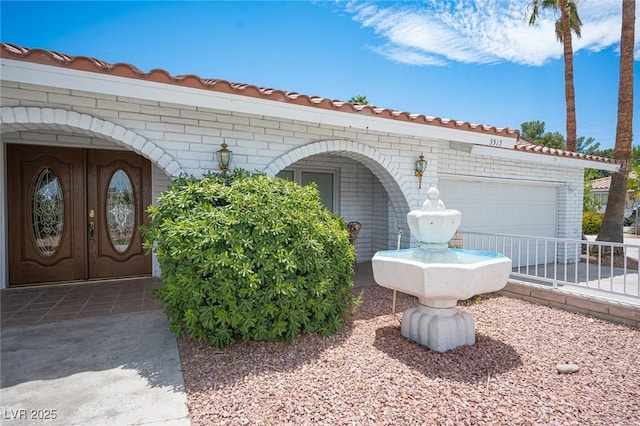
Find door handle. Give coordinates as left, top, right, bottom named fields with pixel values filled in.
left=88, top=209, right=95, bottom=241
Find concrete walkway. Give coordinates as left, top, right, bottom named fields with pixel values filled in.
left=1, top=310, right=190, bottom=425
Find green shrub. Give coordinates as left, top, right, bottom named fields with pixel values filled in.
left=142, top=170, right=357, bottom=347
left=582, top=211, right=603, bottom=235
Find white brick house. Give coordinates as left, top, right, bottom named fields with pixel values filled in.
left=0, top=43, right=618, bottom=289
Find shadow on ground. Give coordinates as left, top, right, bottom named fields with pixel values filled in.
left=1, top=310, right=183, bottom=391
left=373, top=325, right=523, bottom=383
left=1, top=310, right=190, bottom=425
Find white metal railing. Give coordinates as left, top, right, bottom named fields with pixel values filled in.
left=458, top=231, right=640, bottom=303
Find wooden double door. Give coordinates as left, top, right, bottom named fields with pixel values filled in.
left=7, top=144, right=152, bottom=286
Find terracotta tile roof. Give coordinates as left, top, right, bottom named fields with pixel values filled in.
left=590, top=173, right=636, bottom=190
left=516, top=137, right=618, bottom=166
left=591, top=176, right=612, bottom=190
left=0, top=43, right=618, bottom=167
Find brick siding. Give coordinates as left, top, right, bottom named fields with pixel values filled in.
left=1, top=81, right=585, bottom=280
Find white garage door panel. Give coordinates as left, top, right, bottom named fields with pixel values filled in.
left=438, top=179, right=558, bottom=268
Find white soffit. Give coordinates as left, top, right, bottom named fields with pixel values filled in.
left=471, top=145, right=619, bottom=172
left=2, top=59, right=517, bottom=148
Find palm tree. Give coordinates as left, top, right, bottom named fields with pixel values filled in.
left=528, top=0, right=582, bottom=152
left=597, top=0, right=635, bottom=243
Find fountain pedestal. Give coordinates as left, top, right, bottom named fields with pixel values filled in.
left=372, top=187, right=511, bottom=353
left=401, top=305, right=475, bottom=352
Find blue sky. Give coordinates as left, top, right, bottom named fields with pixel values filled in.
left=1, top=1, right=638, bottom=151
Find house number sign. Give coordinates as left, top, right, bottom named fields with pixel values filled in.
left=474, top=135, right=516, bottom=150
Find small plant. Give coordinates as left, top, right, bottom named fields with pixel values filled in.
left=458, top=294, right=485, bottom=306
left=582, top=212, right=603, bottom=235
left=142, top=170, right=358, bottom=347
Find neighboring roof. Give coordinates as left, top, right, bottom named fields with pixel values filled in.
left=591, top=176, right=612, bottom=190
left=591, top=173, right=637, bottom=190
left=0, top=42, right=618, bottom=167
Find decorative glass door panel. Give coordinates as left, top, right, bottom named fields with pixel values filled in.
left=31, top=167, right=65, bottom=257
left=106, top=170, right=135, bottom=253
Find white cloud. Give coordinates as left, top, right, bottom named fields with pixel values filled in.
left=343, top=0, right=637, bottom=67
left=369, top=44, right=449, bottom=66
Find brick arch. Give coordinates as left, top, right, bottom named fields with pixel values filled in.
left=263, top=139, right=412, bottom=227
left=0, top=106, right=183, bottom=176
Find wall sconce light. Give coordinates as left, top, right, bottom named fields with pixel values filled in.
left=216, top=140, right=232, bottom=173
left=415, top=153, right=427, bottom=189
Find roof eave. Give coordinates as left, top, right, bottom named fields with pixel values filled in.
left=0, top=57, right=519, bottom=148
left=0, top=52, right=618, bottom=170
left=471, top=145, right=620, bottom=172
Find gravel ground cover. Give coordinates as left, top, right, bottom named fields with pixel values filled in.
left=179, top=286, right=640, bottom=425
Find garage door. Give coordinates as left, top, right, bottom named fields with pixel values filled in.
left=438, top=177, right=559, bottom=267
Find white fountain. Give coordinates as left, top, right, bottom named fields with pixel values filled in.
left=372, top=187, right=512, bottom=352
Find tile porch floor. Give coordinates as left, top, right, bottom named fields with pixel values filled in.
left=1, top=263, right=376, bottom=329
left=1, top=277, right=162, bottom=328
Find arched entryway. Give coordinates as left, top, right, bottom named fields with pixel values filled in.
left=0, top=106, right=182, bottom=176
left=264, top=140, right=413, bottom=262
left=1, top=107, right=177, bottom=287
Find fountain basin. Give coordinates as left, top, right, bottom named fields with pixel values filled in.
left=372, top=247, right=511, bottom=352
left=372, top=248, right=512, bottom=309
